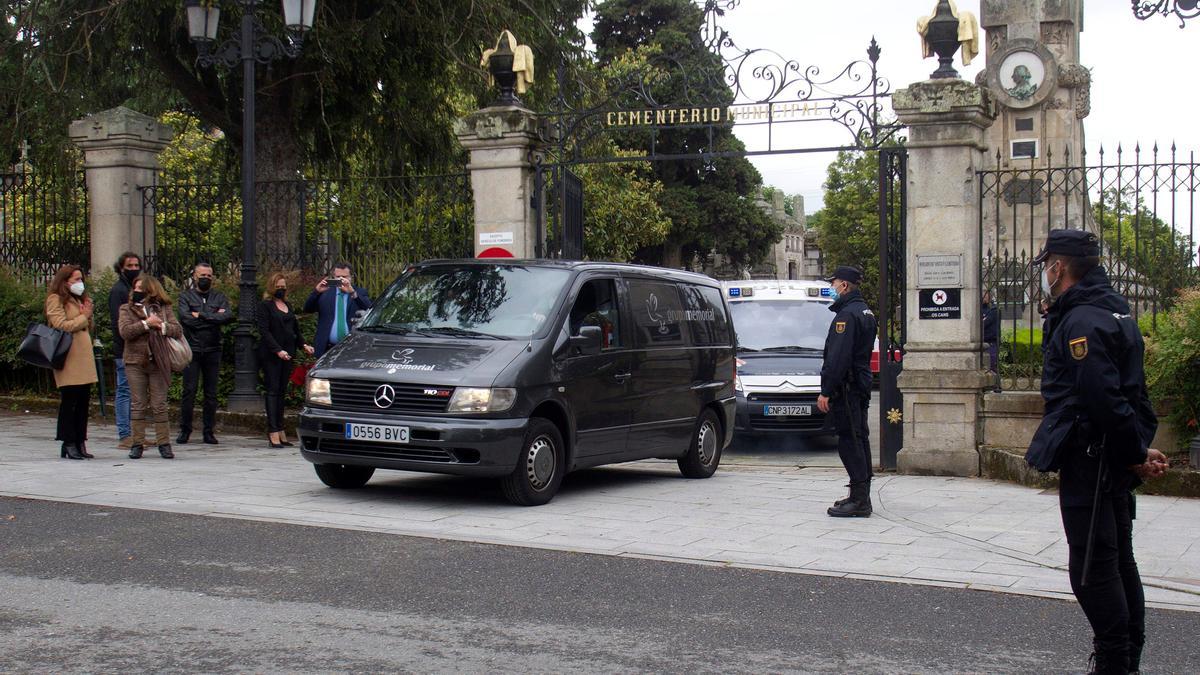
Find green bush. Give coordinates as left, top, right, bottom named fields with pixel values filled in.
left=1144, top=287, right=1200, bottom=452
left=0, top=267, right=51, bottom=368
left=1000, top=326, right=1044, bottom=380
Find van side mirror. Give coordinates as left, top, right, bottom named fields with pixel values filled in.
left=350, top=309, right=368, bottom=329
left=568, top=325, right=603, bottom=356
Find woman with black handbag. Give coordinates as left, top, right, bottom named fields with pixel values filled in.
left=44, top=264, right=97, bottom=460
left=118, top=274, right=182, bottom=459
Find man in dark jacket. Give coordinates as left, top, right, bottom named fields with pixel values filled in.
left=816, top=265, right=877, bottom=518
left=108, top=252, right=142, bottom=449
left=1026, top=229, right=1168, bottom=674
left=303, top=262, right=373, bottom=357
left=176, top=262, right=234, bottom=444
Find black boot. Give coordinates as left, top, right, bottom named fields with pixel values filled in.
left=827, top=481, right=872, bottom=518
left=62, top=443, right=84, bottom=460
left=158, top=444, right=175, bottom=459
left=833, top=483, right=852, bottom=507
left=1128, top=635, right=1144, bottom=674
left=202, top=431, right=218, bottom=445
left=1087, top=640, right=1130, bottom=674
left=78, top=441, right=94, bottom=459
left=128, top=444, right=144, bottom=459
left=176, top=430, right=190, bottom=444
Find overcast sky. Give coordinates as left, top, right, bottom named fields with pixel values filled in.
left=579, top=1, right=1197, bottom=214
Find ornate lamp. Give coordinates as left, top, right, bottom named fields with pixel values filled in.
left=1132, top=0, right=1200, bottom=28
left=925, top=0, right=962, bottom=79
left=282, top=0, right=317, bottom=45
left=184, top=0, right=220, bottom=46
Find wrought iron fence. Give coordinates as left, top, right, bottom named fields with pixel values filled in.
left=0, top=166, right=89, bottom=285
left=979, top=144, right=1199, bottom=390
left=140, top=173, right=474, bottom=296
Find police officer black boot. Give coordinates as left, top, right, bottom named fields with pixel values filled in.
left=1086, top=639, right=1129, bottom=675
left=833, top=483, right=852, bottom=508
left=1128, top=635, right=1144, bottom=675
left=827, top=481, right=871, bottom=517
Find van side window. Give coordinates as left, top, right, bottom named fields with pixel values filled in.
left=568, top=279, right=622, bottom=349
left=627, top=280, right=686, bottom=347
left=681, top=285, right=732, bottom=346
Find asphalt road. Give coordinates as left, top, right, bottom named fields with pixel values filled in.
left=2, top=497, right=1197, bottom=673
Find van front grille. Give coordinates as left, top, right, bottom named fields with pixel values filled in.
left=315, top=438, right=459, bottom=463
left=329, top=380, right=453, bottom=414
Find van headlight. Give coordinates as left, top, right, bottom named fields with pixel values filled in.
left=447, top=387, right=516, bottom=413
left=306, top=377, right=332, bottom=406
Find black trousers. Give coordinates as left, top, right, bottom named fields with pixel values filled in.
left=56, top=384, right=91, bottom=445
left=261, top=352, right=292, bottom=433
left=1061, top=488, right=1144, bottom=668
left=831, top=392, right=872, bottom=484
left=180, top=350, right=221, bottom=434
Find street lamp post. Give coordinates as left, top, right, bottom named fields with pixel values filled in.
left=185, top=0, right=316, bottom=412
left=1132, top=0, right=1200, bottom=28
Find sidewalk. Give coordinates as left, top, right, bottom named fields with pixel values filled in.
left=2, top=410, right=1198, bottom=612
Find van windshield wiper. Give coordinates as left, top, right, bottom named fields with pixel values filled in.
left=762, top=346, right=824, bottom=354
left=357, top=324, right=413, bottom=335
left=423, top=326, right=512, bottom=340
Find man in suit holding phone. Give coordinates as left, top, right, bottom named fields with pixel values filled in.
left=303, top=262, right=373, bottom=357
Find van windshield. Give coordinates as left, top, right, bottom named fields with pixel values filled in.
left=360, top=265, right=570, bottom=339
left=728, top=300, right=832, bottom=352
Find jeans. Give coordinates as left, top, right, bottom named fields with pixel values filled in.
left=114, top=358, right=131, bottom=439
left=180, top=350, right=221, bottom=434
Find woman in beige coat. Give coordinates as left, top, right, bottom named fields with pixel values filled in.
left=45, top=264, right=98, bottom=460
left=118, top=274, right=182, bottom=459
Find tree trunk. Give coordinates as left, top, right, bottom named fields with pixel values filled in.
left=252, top=97, right=307, bottom=272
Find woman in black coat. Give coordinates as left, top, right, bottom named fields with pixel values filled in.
left=257, top=272, right=314, bottom=448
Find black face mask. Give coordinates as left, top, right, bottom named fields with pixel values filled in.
left=123, top=269, right=140, bottom=285
left=196, top=278, right=213, bottom=292
left=131, top=291, right=146, bottom=304
left=273, top=289, right=287, bottom=300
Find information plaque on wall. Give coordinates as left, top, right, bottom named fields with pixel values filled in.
left=916, top=254, right=963, bottom=288
left=918, top=288, right=962, bottom=320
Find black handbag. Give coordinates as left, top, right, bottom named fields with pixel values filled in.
left=18, top=323, right=73, bottom=370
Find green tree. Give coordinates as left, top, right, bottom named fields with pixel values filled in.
left=591, top=0, right=781, bottom=269
left=812, top=144, right=899, bottom=309
left=1094, top=188, right=1197, bottom=312
left=1, top=0, right=589, bottom=179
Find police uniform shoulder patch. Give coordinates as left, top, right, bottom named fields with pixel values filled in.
left=1068, top=336, right=1088, bottom=360
left=835, top=321, right=846, bottom=334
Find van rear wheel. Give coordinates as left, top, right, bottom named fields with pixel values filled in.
left=313, top=463, right=375, bottom=489
left=500, top=418, right=565, bottom=506
left=678, top=408, right=722, bottom=479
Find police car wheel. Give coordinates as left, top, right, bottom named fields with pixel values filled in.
left=313, top=463, right=375, bottom=489
left=678, top=408, right=722, bottom=479
left=500, top=418, right=565, bottom=506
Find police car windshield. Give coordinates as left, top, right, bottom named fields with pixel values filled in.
left=729, top=300, right=830, bottom=352
left=360, top=265, right=570, bottom=339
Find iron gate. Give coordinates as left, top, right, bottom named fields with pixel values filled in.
left=877, top=147, right=908, bottom=469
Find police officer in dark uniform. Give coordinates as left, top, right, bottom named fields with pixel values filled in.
left=817, top=265, right=877, bottom=518
left=1026, top=229, right=1168, bottom=674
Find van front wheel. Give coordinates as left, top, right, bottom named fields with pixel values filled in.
left=678, top=408, right=722, bottom=479
left=313, top=463, right=375, bottom=489
left=500, top=418, right=565, bottom=506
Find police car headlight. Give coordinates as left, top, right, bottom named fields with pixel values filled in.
left=448, top=387, right=516, bottom=413
left=306, top=377, right=332, bottom=406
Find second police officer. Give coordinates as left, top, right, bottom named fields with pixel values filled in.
left=816, top=265, right=877, bottom=518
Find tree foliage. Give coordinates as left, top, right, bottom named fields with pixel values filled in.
left=1, top=0, right=588, bottom=179
left=591, top=0, right=781, bottom=269
left=1094, top=188, right=1198, bottom=311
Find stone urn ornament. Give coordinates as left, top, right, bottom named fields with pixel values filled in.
left=481, top=30, right=535, bottom=107
left=917, top=0, right=980, bottom=79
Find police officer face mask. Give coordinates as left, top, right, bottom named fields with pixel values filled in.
left=829, top=281, right=841, bottom=301
left=1040, top=261, right=1061, bottom=298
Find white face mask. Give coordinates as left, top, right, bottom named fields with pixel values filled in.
left=1040, top=262, right=1060, bottom=299
left=69, top=281, right=85, bottom=297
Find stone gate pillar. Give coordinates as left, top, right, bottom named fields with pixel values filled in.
left=892, top=80, right=998, bottom=476
left=69, top=107, right=173, bottom=273
left=454, top=106, right=544, bottom=258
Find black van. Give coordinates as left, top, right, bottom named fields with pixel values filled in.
left=298, top=260, right=737, bottom=505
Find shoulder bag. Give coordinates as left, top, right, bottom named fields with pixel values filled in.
left=18, top=323, right=73, bottom=370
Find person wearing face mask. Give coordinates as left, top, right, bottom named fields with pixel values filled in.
left=257, top=272, right=314, bottom=448
left=108, top=251, right=142, bottom=449
left=45, top=264, right=98, bottom=460
left=1026, top=229, right=1168, bottom=675
left=816, top=265, right=877, bottom=517
left=176, top=262, right=233, bottom=445
left=118, top=274, right=184, bottom=459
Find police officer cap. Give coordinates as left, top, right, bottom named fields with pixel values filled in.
left=1032, top=229, right=1100, bottom=264
left=824, top=265, right=863, bottom=284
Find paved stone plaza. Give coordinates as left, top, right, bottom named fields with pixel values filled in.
left=1, top=411, right=1197, bottom=612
